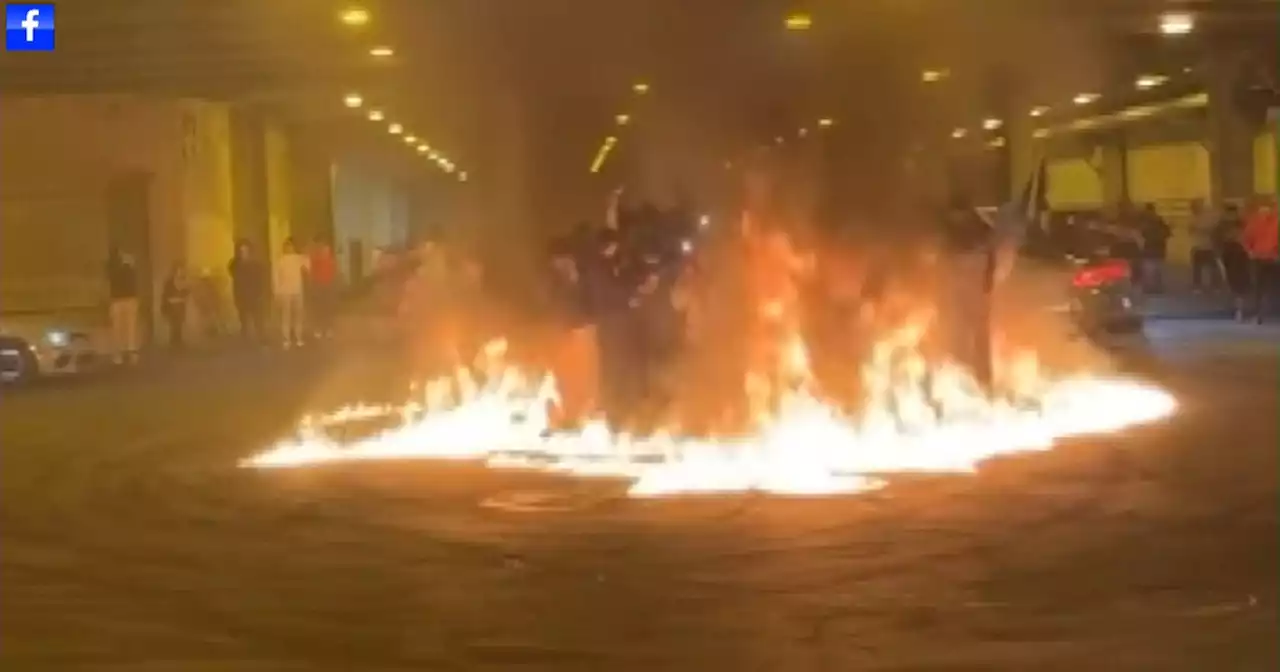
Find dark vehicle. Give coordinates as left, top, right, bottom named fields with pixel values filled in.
left=1016, top=223, right=1144, bottom=335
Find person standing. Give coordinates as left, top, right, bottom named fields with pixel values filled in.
left=1242, top=197, right=1279, bottom=324
left=1215, top=204, right=1252, bottom=322
left=274, top=237, right=310, bottom=348
left=307, top=236, right=338, bottom=339
left=937, top=195, right=996, bottom=391
left=1137, top=203, right=1171, bottom=294
left=105, top=248, right=141, bottom=365
left=228, top=240, right=267, bottom=343
left=160, top=264, right=190, bottom=349
left=1188, top=199, right=1220, bottom=292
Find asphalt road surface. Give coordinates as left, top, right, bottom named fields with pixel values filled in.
left=1, top=323, right=1276, bottom=671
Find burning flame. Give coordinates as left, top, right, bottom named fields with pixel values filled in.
left=242, top=330, right=1176, bottom=497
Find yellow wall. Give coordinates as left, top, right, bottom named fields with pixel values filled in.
left=264, top=124, right=293, bottom=254
left=1045, top=158, right=1103, bottom=209
left=0, top=95, right=240, bottom=337
left=1256, top=131, right=1277, bottom=196
left=0, top=96, right=182, bottom=316
left=1126, top=142, right=1211, bottom=263
left=1126, top=142, right=1211, bottom=203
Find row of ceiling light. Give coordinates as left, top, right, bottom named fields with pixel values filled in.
left=337, top=6, right=467, bottom=182
left=775, top=9, right=1195, bottom=153
left=946, top=71, right=1176, bottom=142
left=589, top=81, right=650, bottom=174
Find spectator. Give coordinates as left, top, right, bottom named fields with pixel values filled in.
left=1215, top=204, right=1252, bottom=322
left=307, top=236, right=338, bottom=338
left=161, top=264, right=191, bottom=348
left=105, top=247, right=141, bottom=365
left=274, top=237, right=310, bottom=348
left=1188, top=199, right=1220, bottom=292
left=1242, top=197, right=1279, bottom=324
left=228, top=240, right=267, bottom=343
left=1137, top=203, right=1171, bottom=293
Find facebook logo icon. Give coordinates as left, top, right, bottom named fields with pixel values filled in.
left=5, top=4, right=55, bottom=51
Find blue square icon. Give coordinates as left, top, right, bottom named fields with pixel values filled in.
left=5, top=4, right=55, bottom=51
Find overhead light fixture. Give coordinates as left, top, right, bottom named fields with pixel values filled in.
left=798, top=127, right=809, bottom=137
left=615, top=113, right=630, bottom=125
left=590, top=136, right=617, bottom=173
left=784, top=12, right=813, bottom=31
left=369, top=46, right=394, bottom=58
left=388, top=123, right=403, bottom=134
left=633, top=82, right=650, bottom=95
left=817, top=117, right=834, bottom=128
left=343, top=92, right=363, bottom=108
left=921, top=69, right=948, bottom=83
left=428, top=150, right=440, bottom=160
left=416, top=144, right=429, bottom=154
left=367, top=109, right=384, bottom=121
left=988, top=137, right=1006, bottom=148
left=458, top=171, right=468, bottom=182
left=1159, top=11, right=1194, bottom=36
left=404, top=135, right=417, bottom=144
left=951, top=128, right=967, bottom=139
left=1029, top=106, right=1049, bottom=117
left=1135, top=74, right=1168, bottom=90
left=339, top=7, right=370, bottom=27
left=982, top=117, right=1003, bottom=130
left=1073, top=92, right=1100, bottom=105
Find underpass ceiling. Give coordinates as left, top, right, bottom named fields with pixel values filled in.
left=0, top=0, right=1275, bottom=182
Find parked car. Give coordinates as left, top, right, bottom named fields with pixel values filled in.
left=0, top=315, right=105, bottom=383
left=978, top=208, right=1143, bottom=337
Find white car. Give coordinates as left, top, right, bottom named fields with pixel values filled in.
left=0, top=315, right=105, bottom=383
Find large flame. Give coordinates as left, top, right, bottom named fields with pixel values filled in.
left=242, top=329, right=1176, bottom=497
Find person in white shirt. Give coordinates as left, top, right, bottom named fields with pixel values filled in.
left=1188, top=199, right=1220, bottom=292
left=274, top=237, right=310, bottom=348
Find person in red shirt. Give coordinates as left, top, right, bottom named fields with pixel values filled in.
left=307, top=236, right=339, bottom=337
left=1242, top=197, right=1279, bottom=324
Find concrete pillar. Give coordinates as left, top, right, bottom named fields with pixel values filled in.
left=1270, top=107, right=1280, bottom=195
left=287, top=135, right=335, bottom=246
left=228, top=107, right=269, bottom=251
left=1095, top=138, right=1128, bottom=209
left=1206, top=51, right=1258, bottom=205
left=263, top=123, right=293, bottom=253
left=1003, top=98, right=1037, bottom=202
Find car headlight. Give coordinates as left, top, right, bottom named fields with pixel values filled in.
left=45, top=330, right=69, bottom=347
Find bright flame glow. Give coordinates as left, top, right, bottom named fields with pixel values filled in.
left=244, top=330, right=1176, bottom=498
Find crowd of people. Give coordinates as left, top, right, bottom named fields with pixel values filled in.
left=1043, top=196, right=1279, bottom=324
left=1186, top=196, right=1279, bottom=323
left=103, top=236, right=340, bottom=364
left=543, top=191, right=701, bottom=429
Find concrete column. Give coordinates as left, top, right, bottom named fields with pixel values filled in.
left=287, top=134, right=335, bottom=246
left=1206, top=51, right=1258, bottom=205
left=1095, top=138, right=1128, bottom=208
left=1003, top=99, right=1037, bottom=202
left=1270, top=107, right=1280, bottom=195
left=228, top=106, right=269, bottom=251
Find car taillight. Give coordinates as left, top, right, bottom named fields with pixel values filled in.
left=1073, top=259, right=1130, bottom=288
